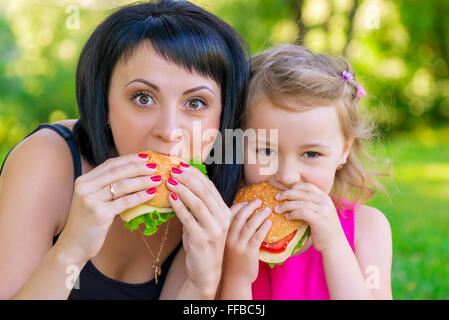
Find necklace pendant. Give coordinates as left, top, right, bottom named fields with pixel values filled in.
left=153, top=264, right=161, bottom=285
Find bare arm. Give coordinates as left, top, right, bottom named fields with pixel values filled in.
left=159, top=246, right=217, bottom=299
left=10, top=242, right=88, bottom=299
left=322, top=205, right=393, bottom=300
left=219, top=278, right=253, bottom=300
left=219, top=201, right=270, bottom=300
left=0, top=129, right=80, bottom=299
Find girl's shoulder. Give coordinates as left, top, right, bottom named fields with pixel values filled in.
left=354, top=204, right=391, bottom=248
left=355, top=204, right=389, bottom=224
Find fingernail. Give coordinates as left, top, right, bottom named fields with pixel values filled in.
left=168, top=177, right=178, bottom=186
left=263, top=207, right=272, bottom=213
left=171, top=167, right=183, bottom=174
left=274, top=205, right=280, bottom=213
left=146, top=163, right=157, bottom=169
left=275, top=193, right=281, bottom=200
left=170, top=192, right=178, bottom=201
left=146, top=187, right=157, bottom=195
left=138, top=153, right=148, bottom=159
left=179, top=161, right=189, bottom=168
left=150, top=175, right=162, bottom=182
left=255, top=199, right=262, bottom=205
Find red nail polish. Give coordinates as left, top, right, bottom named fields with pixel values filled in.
left=146, top=187, right=157, bottom=195
left=150, top=175, right=162, bottom=182
left=138, top=153, right=148, bottom=159
left=179, top=161, right=189, bottom=168
left=171, top=167, right=183, bottom=174
left=168, top=177, right=178, bottom=186
left=170, top=192, right=178, bottom=201
left=146, top=163, right=157, bottom=169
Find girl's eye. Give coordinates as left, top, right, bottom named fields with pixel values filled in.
left=132, top=93, right=155, bottom=107
left=257, top=148, right=276, bottom=156
left=185, top=98, right=207, bottom=111
left=304, top=151, right=320, bottom=158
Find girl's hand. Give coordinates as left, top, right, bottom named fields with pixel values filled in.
left=56, top=153, right=161, bottom=264
left=166, top=162, right=233, bottom=297
left=224, top=200, right=272, bottom=285
left=274, top=182, right=347, bottom=254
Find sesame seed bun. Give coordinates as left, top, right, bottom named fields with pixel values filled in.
left=233, top=181, right=310, bottom=264
left=119, top=151, right=182, bottom=222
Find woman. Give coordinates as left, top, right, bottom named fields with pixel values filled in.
left=0, top=0, right=248, bottom=299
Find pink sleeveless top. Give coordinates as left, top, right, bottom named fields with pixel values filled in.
left=252, top=199, right=357, bottom=300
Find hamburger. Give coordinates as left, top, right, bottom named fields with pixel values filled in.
left=120, top=151, right=208, bottom=235
left=233, top=182, right=310, bottom=266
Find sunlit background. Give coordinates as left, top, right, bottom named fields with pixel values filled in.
left=0, top=0, right=448, bottom=299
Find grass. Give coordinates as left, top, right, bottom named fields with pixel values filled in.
left=366, top=126, right=449, bottom=299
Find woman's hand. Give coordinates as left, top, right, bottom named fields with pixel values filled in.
left=223, top=200, right=272, bottom=285
left=166, top=162, right=233, bottom=298
left=56, top=153, right=161, bottom=264
left=274, top=182, right=347, bottom=254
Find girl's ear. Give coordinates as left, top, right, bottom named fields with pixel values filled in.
left=340, top=136, right=355, bottom=164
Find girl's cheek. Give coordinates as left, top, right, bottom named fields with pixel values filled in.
left=310, top=169, right=335, bottom=194
left=243, top=163, right=266, bottom=185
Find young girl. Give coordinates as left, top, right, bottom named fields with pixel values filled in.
left=221, top=44, right=392, bottom=300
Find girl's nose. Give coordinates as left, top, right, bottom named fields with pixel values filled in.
left=274, top=159, right=301, bottom=189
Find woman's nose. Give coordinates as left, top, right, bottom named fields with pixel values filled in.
left=151, top=106, right=182, bottom=143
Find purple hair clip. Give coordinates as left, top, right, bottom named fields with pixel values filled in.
left=356, top=85, right=367, bottom=98
left=341, top=70, right=353, bottom=82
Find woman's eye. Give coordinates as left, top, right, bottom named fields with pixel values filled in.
left=304, top=151, right=320, bottom=158
left=185, top=98, right=207, bottom=111
left=133, top=94, right=154, bottom=107
left=257, top=148, right=276, bottom=156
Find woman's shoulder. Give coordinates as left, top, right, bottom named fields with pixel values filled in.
left=7, top=119, right=78, bottom=157
left=53, top=119, right=78, bottom=131
left=1, top=120, right=80, bottom=235
left=5, top=120, right=78, bottom=171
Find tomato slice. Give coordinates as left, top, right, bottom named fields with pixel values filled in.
left=260, top=230, right=297, bottom=253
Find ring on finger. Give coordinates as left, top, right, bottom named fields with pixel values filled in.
left=108, top=184, right=117, bottom=200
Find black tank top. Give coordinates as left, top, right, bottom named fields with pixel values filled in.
left=0, top=122, right=181, bottom=299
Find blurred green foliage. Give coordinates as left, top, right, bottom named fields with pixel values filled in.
left=0, top=0, right=448, bottom=299
left=1, top=0, right=449, bottom=159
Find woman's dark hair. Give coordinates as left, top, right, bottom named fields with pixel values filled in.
left=73, top=0, right=249, bottom=206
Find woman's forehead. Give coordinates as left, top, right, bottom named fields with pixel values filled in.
left=112, top=42, right=220, bottom=92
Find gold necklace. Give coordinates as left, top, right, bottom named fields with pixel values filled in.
left=138, top=221, right=170, bottom=285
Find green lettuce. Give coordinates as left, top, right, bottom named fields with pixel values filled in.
left=123, top=159, right=208, bottom=234
left=124, top=210, right=176, bottom=235
left=189, top=157, right=208, bottom=178
left=267, top=226, right=311, bottom=269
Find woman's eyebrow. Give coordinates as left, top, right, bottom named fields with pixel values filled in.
left=124, top=80, right=214, bottom=97
left=125, top=78, right=159, bottom=91
left=183, top=85, right=215, bottom=96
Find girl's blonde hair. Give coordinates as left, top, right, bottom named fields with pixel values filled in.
left=245, top=44, right=390, bottom=207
